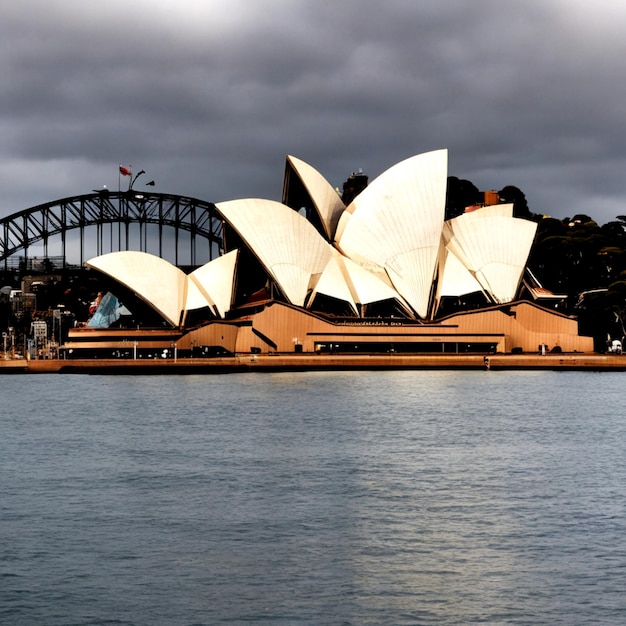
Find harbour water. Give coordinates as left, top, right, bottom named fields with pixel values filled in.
left=1, top=370, right=625, bottom=625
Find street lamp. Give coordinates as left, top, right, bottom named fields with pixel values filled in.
left=130, top=170, right=145, bottom=190
left=129, top=170, right=156, bottom=191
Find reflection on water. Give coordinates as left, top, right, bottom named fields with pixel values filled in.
left=1, top=371, right=625, bottom=624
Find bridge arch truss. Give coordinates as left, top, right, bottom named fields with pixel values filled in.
left=0, top=191, right=224, bottom=271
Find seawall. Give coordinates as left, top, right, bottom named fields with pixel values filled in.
left=4, top=352, right=626, bottom=374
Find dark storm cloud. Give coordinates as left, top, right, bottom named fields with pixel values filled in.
left=2, top=0, right=626, bottom=224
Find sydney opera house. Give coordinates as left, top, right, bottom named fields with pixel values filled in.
left=63, top=149, right=593, bottom=360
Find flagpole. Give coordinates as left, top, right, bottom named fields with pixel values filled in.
left=118, top=165, right=122, bottom=252
left=118, top=164, right=133, bottom=190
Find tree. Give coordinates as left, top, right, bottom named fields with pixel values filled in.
left=445, top=177, right=481, bottom=220
left=498, top=185, right=531, bottom=219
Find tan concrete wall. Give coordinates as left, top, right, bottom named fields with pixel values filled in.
left=65, top=301, right=594, bottom=357
left=234, top=301, right=593, bottom=355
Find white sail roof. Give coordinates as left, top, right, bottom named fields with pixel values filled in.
left=285, top=155, right=346, bottom=240
left=215, top=198, right=334, bottom=307
left=308, top=254, right=358, bottom=314
left=84, top=152, right=540, bottom=325
left=334, top=149, right=448, bottom=318
left=462, top=203, right=514, bottom=218
left=443, top=214, right=538, bottom=303
left=86, top=251, right=196, bottom=326
left=438, top=249, right=484, bottom=297
left=188, top=249, right=238, bottom=318
left=340, top=255, right=409, bottom=309
left=309, top=253, right=407, bottom=315
left=437, top=205, right=522, bottom=303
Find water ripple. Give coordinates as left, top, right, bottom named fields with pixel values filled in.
left=1, top=371, right=625, bottom=624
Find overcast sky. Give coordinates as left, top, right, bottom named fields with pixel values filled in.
left=2, top=0, right=626, bottom=226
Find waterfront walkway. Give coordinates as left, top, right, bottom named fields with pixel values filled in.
left=3, top=352, right=626, bottom=373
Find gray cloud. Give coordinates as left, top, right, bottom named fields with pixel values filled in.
left=2, top=0, right=626, bottom=225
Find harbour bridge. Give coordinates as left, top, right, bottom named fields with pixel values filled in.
left=0, top=191, right=225, bottom=272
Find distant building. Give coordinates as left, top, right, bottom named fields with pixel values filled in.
left=10, top=291, right=35, bottom=317
left=483, top=190, right=500, bottom=206
left=341, top=169, right=369, bottom=204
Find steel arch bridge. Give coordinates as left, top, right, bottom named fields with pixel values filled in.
left=0, top=191, right=224, bottom=271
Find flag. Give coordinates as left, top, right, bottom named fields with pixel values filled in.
left=119, top=166, right=131, bottom=176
